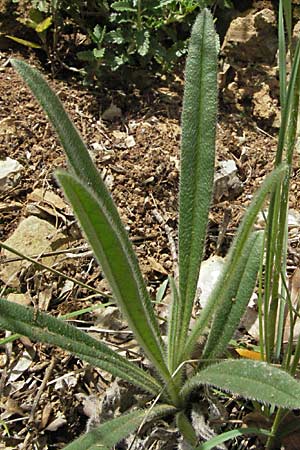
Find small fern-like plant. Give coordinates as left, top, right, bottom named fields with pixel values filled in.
left=1, top=8, right=300, bottom=449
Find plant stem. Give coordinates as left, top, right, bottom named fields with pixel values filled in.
left=265, top=408, right=287, bottom=449
left=137, top=0, right=142, bottom=30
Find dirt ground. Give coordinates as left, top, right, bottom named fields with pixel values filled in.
left=1, top=1, right=300, bottom=449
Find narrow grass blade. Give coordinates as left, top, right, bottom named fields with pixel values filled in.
left=202, top=231, right=263, bottom=362
left=0, top=298, right=162, bottom=396
left=0, top=333, right=20, bottom=345
left=178, top=8, right=218, bottom=353
left=264, top=36, right=300, bottom=360
left=278, top=0, right=287, bottom=110
left=182, top=164, right=288, bottom=361
left=195, top=427, right=271, bottom=450
left=282, top=0, right=292, bottom=50
left=56, top=171, right=179, bottom=398
left=181, top=359, right=300, bottom=410
left=167, top=275, right=183, bottom=373
left=6, top=35, right=42, bottom=49
left=275, top=36, right=300, bottom=166
left=63, top=404, right=176, bottom=450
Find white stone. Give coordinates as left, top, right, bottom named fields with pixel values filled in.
left=197, top=255, right=225, bottom=308
left=214, top=159, right=243, bottom=202
left=0, top=157, right=24, bottom=191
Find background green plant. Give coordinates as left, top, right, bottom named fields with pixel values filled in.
left=1, top=5, right=300, bottom=449
left=7, top=0, right=233, bottom=82
left=255, top=1, right=300, bottom=447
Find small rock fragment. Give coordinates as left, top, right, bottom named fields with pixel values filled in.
left=91, top=142, right=104, bottom=152
left=0, top=157, right=24, bottom=191
left=7, top=293, right=31, bottom=306
left=197, top=255, right=225, bottom=308
left=25, top=188, right=68, bottom=221
left=8, top=349, right=34, bottom=383
left=214, top=160, right=243, bottom=202
left=257, top=208, right=300, bottom=229
left=112, top=130, right=126, bottom=140
left=0, top=117, right=16, bottom=136
left=102, top=103, right=122, bottom=121
left=125, top=135, right=135, bottom=148
left=45, top=415, right=67, bottom=431
left=27, top=188, right=66, bottom=210
left=94, top=306, right=124, bottom=331
left=252, top=82, right=280, bottom=125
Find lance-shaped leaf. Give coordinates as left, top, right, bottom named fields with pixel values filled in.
left=11, top=59, right=167, bottom=383
left=176, top=411, right=198, bottom=447
left=10, top=59, right=163, bottom=348
left=0, top=298, right=162, bottom=396
left=63, top=404, right=176, bottom=450
left=181, top=359, right=300, bottom=410
left=182, top=163, right=288, bottom=361
left=10, top=58, right=111, bottom=202
left=195, top=427, right=271, bottom=450
left=202, top=231, right=263, bottom=362
left=178, top=8, right=218, bottom=354
left=56, top=171, right=178, bottom=398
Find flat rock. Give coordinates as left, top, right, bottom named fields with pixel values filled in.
left=25, top=188, right=69, bottom=221
left=27, top=188, right=67, bottom=210
left=0, top=216, right=68, bottom=287
left=7, top=293, right=31, bottom=306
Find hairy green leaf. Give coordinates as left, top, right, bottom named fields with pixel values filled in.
left=183, top=163, right=288, bottom=360
left=56, top=171, right=181, bottom=405
left=278, top=0, right=287, bottom=110
left=0, top=298, right=162, bottom=396
left=181, top=359, right=300, bottom=409
left=57, top=171, right=168, bottom=375
left=202, top=231, right=263, bottom=361
left=178, top=8, right=218, bottom=355
left=11, top=58, right=167, bottom=384
left=10, top=59, right=133, bottom=238
left=195, top=427, right=271, bottom=450
left=64, top=404, right=176, bottom=450
left=176, top=411, right=198, bottom=447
